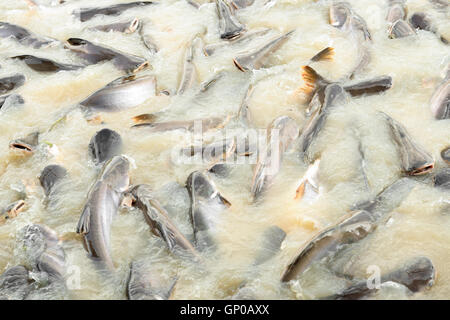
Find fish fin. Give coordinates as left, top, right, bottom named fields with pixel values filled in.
left=76, top=205, right=90, bottom=234
left=219, top=194, right=232, bottom=207
left=310, top=47, right=335, bottom=63
left=299, top=66, right=327, bottom=99
left=295, top=181, right=306, bottom=200
left=132, top=113, right=158, bottom=124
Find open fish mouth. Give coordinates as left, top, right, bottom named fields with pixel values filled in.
left=409, top=163, right=435, bottom=176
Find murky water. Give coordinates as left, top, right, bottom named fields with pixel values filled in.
left=0, top=0, right=449, bottom=300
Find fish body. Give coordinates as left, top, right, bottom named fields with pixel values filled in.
left=0, top=74, right=25, bottom=95
left=430, top=79, right=450, bottom=119
left=131, top=184, right=200, bottom=258
left=216, top=0, right=245, bottom=40
left=90, top=18, right=141, bottom=34
left=186, top=171, right=230, bottom=251
left=80, top=75, right=156, bottom=113
left=234, top=30, right=294, bottom=71
left=0, top=94, right=24, bottom=110
left=382, top=112, right=434, bottom=175
left=12, top=55, right=83, bottom=73
left=0, top=22, right=55, bottom=48
left=0, top=266, right=31, bottom=300
left=65, top=38, right=149, bottom=73
left=75, top=2, right=155, bottom=22
left=76, top=156, right=130, bottom=270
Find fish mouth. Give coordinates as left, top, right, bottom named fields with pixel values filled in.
left=127, top=18, right=141, bottom=34
left=132, top=61, right=150, bottom=73
left=408, top=163, right=435, bottom=175
left=66, top=38, right=86, bottom=46
left=233, top=58, right=245, bottom=72
left=9, top=141, right=34, bottom=153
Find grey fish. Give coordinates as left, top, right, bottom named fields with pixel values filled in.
left=90, top=18, right=141, bottom=34
left=441, top=146, right=450, bottom=165
left=216, top=0, right=245, bottom=40
left=131, top=116, right=230, bottom=133
left=388, top=19, right=416, bottom=38
left=88, top=129, right=123, bottom=165
left=251, top=116, right=299, bottom=200
left=281, top=177, right=417, bottom=282
left=180, top=138, right=236, bottom=165
left=253, top=225, right=286, bottom=265
left=434, top=168, right=450, bottom=189
left=234, top=30, right=294, bottom=71
left=177, top=41, right=198, bottom=95
left=76, top=156, right=130, bottom=270
left=9, top=132, right=39, bottom=154
left=0, top=22, right=56, bottom=48
left=0, top=200, right=26, bottom=225
left=80, top=75, right=156, bottom=113
left=186, top=171, right=231, bottom=251
left=11, top=55, right=83, bottom=73
left=65, top=38, right=149, bottom=73
left=131, top=184, right=200, bottom=259
left=298, top=84, right=348, bottom=162
left=0, top=94, right=24, bottom=110
left=409, top=12, right=448, bottom=43
left=21, top=224, right=66, bottom=281
left=231, top=0, right=255, bottom=9
left=127, top=261, right=177, bottom=300
left=0, top=74, right=25, bottom=95
left=429, top=79, right=449, bottom=120
left=39, top=165, right=67, bottom=197
left=74, top=2, right=155, bottom=22
left=323, top=256, right=435, bottom=300
left=386, top=1, right=407, bottom=24
left=299, top=66, right=391, bottom=110
left=0, top=266, right=32, bottom=300
left=381, top=112, right=434, bottom=175
left=204, top=28, right=271, bottom=56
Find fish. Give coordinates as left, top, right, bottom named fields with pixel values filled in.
left=21, top=224, right=66, bottom=282
left=234, top=30, right=294, bottom=71
left=329, top=2, right=371, bottom=78
left=429, top=78, right=449, bottom=120
left=204, top=28, right=271, bottom=56
left=253, top=225, right=286, bottom=265
left=177, top=41, right=198, bottom=95
left=441, top=146, right=450, bottom=165
left=76, top=156, right=130, bottom=270
left=0, top=200, right=26, bottom=225
left=88, top=128, right=123, bottom=165
left=186, top=171, right=231, bottom=251
left=216, top=0, right=245, bottom=40
left=90, top=18, right=141, bottom=34
left=0, top=74, right=25, bottom=95
left=231, top=0, right=255, bottom=9
left=237, top=84, right=254, bottom=127
left=434, top=168, right=450, bottom=190
left=300, top=66, right=392, bottom=109
left=127, top=261, right=177, bottom=300
left=131, top=184, right=200, bottom=259
left=9, top=132, right=39, bottom=154
left=0, top=266, right=32, bottom=300
left=39, top=165, right=67, bottom=197
left=298, top=84, right=349, bottom=162
left=0, top=94, right=24, bottom=110
left=131, top=116, right=230, bottom=133
left=386, top=1, right=407, bottom=24
left=65, top=38, right=149, bottom=73
left=251, top=116, right=299, bottom=200
left=281, top=177, right=417, bottom=282
left=11, top=55, right=83, bottom=73
left=0, top=22, right=56, bottom=48
left=323, top=256, right=435, bottom=300
left=74, top=2, right=156, bottom=22
left=381, top=112, right=434, bottom=175
left=295, top=159, right=320, bottom=201
left=138, top=22, right=159, bottom=55
left=80, top=75, right=156, bottom=114
left=409, top=12, right=449, bottom=43
left=388, top=19, right=416, bottom=38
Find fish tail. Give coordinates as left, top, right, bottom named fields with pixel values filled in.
left=310, top=47, right=335, bottom=63
left=299, top=65, right=326, bottom=98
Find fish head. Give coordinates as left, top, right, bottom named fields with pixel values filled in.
left=329, top=2, right=352, bottom=29
left=99, top=155, right=131, bottom=192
